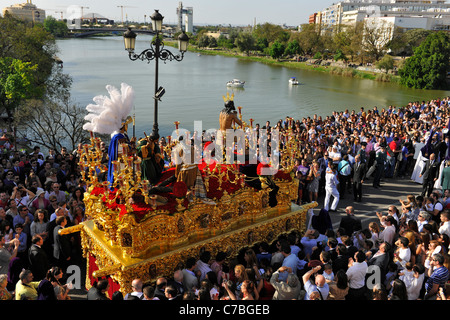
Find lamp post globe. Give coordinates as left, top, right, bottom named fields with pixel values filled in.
left=150, top=10, right=163, bottom=32
left=178, top=31, right=189, bottom=53
left=123, top=27, right=137, bottom=52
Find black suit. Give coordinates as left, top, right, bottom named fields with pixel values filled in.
left=352, top=161, right=365, bottom=201
left=367, top=252, right=390, bottom=284
left=53, top=225, right=72, bottom=270
left=421, top=159, right=440, bottom=197
left=28, top=244, right=50, bottom=281
left=332, top=254, right=349, bottom=274
left=339, top=215, right=362, bottom=237
left=168, top=280, right=185, bottom=297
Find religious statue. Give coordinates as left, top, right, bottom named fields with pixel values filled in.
left=107, top=116, right=134, bottom=187
left=137, top=133, right=164, bottom=185
left=216, top=93, right=243, bottom=148
left=82, top=83, right=136, bottom=189
left=219, top=93, right=242, bottom=131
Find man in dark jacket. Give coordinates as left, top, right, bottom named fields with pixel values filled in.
left=420, top=152, right=440, bottom=197
left=339, top=206, right=362, bottom=237
left=352, top=154, right=366, bottom=202
left=28, top=235, right=50, bottom=281
left=367, top=241, right=391, bottom=285
left=53, top=216, right=72, bottom=272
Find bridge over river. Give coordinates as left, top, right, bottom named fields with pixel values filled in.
left=69, top=27, right=156, bottom=38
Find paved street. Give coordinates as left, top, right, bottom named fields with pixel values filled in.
left=323, top=176, right=422, bottom=230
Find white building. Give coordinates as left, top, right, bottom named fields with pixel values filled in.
left=313, top=0, right=450, bottom=32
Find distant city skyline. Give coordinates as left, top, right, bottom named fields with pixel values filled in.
left=0, top=0, right=334, bottom=25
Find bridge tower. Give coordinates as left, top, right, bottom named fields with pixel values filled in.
left=176, top=2, right=193, bottom=33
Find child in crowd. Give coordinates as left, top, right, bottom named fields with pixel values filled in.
left=323, top=263, right=334, bottom=283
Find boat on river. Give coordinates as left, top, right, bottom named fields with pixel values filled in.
left=289, top=77, right=299, bottom=85
left=227, top=79, right=245, bottom=88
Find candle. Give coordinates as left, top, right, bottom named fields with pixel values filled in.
left=237, top=106, right=242, bottom=115
left=134, top=158, right=142, bottom=172
left=141, top=180, right=149, bottom=192
left=112, top=160, right=119, bottom=172
left=174, top=121, right=180, bottom=130
left=249, top=118, right=254, bottom=128
left=95, top=138, right=101, bottom=150
left=121, top=143, right=128, bottom=155
left=168, top=136, right=171, bottom=145
left=117, top=175, right=125, bottom=188
left=127, top=156, right=134, bottom=167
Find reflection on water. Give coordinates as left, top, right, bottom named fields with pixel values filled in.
left=57, top=37, right=450, bottom=139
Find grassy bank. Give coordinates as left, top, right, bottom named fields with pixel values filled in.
left=164, top=40, right=400, bottom=84
left=189, top=46, right=400, bottom=84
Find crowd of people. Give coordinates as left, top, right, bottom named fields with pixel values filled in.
left=1, top=95, right=450, bottom=301
left=0, top=146, right=86, bottom=300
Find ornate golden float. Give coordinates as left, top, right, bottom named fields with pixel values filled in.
left=62, top=117, right=317, bottom=294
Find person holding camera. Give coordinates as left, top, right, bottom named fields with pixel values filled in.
left=302, top=265, right=329, bottom=300
left=11, top=185, right=35, bottom=208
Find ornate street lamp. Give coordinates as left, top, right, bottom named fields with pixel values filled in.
left=123, top=9, right=189, bottom=139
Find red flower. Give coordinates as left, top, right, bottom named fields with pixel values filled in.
left=173, top=181, right=188, bottom=198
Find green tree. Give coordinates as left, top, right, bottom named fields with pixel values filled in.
left=376, top=55, right=395, bottom=73
left=296, top=24, right=321, bottom=55
left=284, top=40, right=302, bottom=56
left=388, top=28, right=431, bottom=56
left=253, top=23, right=287, bottom=45
left=334, top=49, right=347, bottom=62
left=269, top=41, right=285, bottom=60
left=208, top=36, right=217, bottom=48
left=0, top=14, right=74, bottom=148
left=217, top=34, right=234, bottom=49
left=234, top=32, right=255, bottom=56
left=0, top=57, right=38, bottom=130
left=43, top=16, right=68, bottom=38
left=197, top=35, right=210, bottom=48
left=0, top=14, right=57, bottom=101
left=399, top=32, right=450, bottom=90
left=333, top=24, right=363, bottom=62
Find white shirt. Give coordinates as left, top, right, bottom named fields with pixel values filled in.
left=439, top=221, right=450, bottom=238
left=397, top=247, right=411, bottom=268
left=346, top=261, right=368, bottom=289
left=380, top=225, right=396, bottom=245
left=325, top=172, right=339, bottom=189
left=404, top=273, right=425, bottom=300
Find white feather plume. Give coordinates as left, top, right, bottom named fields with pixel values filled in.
left=83, top=83, right=135, bottom=135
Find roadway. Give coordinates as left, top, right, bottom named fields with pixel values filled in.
left=325, top=175, right=422, bottom=230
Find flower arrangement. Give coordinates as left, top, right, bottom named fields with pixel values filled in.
left=172, top=181, right=188, bottom=198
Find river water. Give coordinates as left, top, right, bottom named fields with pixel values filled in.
left=56, top=36, right=450, bottom=139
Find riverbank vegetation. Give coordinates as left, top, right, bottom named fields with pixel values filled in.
left=0, top=14, right=89, bottom=151
left=177, top=22, right=449, bottom=90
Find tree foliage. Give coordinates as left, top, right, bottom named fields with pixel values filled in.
left=0, top=14, right=84, bottom=150
left=376, top=55, right=395, bottom=73
left=234, top=32, right=255, bottom=56
left=43, top=16, right=69, bottom=38
left=0, top=14, right=57, bottom=122
left=0, top=57, right=38, bottom=108
left=269, top=41, right=285, bottom=60
left=399, top=32, right=450, bottom=90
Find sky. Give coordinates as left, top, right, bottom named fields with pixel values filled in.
left=1, top=0, right=334, bottom=26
